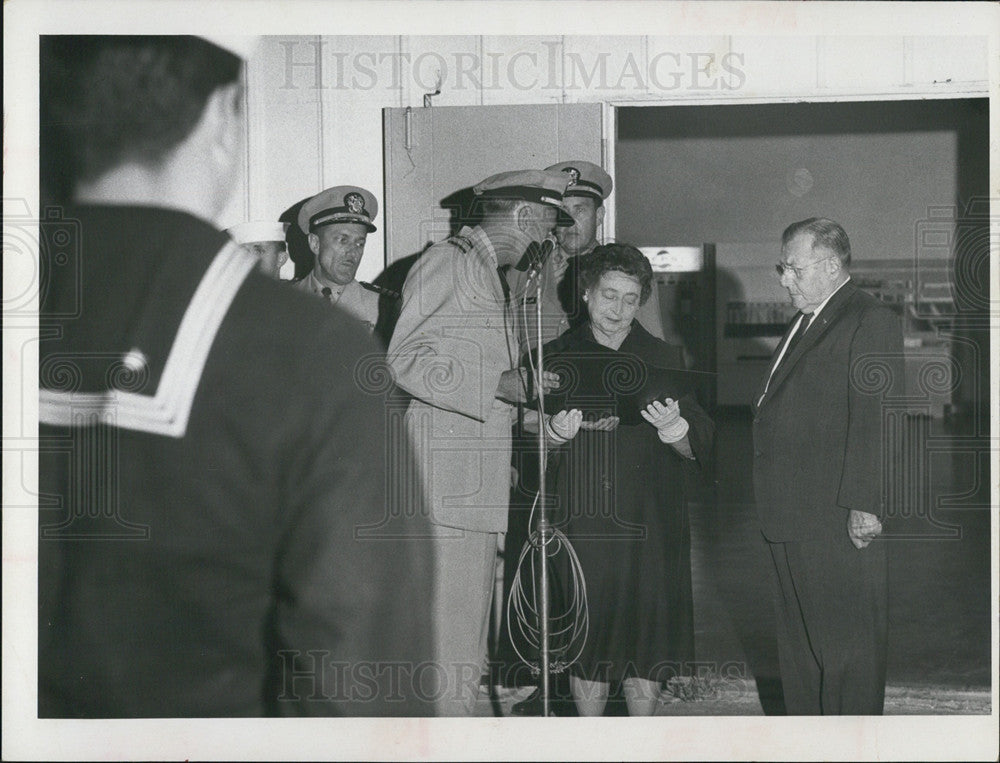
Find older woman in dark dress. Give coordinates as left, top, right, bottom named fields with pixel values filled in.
left=540, top=243, right=714, bottom=716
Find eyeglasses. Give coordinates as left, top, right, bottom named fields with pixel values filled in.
left=775, top=256, right=836, bottom=278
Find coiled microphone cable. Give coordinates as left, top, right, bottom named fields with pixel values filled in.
left=506, top=244, right=589, bottom=678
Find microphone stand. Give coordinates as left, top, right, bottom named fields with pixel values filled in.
left=534, top=269, right=553, bottom=717
left=525, top=243, right=553, bottom=718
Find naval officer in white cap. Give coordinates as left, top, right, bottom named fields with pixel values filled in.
left=387, top=168, right=576, bottom=716
left=295, top=185, right=397, bottom=333
left=227, top=220, right=289, bottom=279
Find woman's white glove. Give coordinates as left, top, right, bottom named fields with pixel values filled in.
left=640, top=398, right=689, bottom=444
left=544, top=409, right=584, bottom=444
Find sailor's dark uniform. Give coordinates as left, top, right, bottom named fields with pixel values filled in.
left=38, top=205, right=435, bottom=717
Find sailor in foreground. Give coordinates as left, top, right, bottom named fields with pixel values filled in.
left=295, top=185, right=399, bottom=333
left=227, top=220, right=289, bottom=279
left=37, top=35, right=435, bottom=718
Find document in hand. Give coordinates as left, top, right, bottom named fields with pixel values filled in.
left=540, top=344, right=715, bottom=426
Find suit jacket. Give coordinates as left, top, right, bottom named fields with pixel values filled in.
left=752, top=280, right=904, bottom=543
left=38, top=205, right=436, bottom=717
left=386, top=225, right=517, bottom=534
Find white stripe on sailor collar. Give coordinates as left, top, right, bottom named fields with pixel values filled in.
left=39, top=242, right=257, bottom=438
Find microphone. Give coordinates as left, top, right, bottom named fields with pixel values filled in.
left=524, top=236, right=556, bottom=278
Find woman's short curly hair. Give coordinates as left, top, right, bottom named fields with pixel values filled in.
left=577, top=243, right=654, bottom=305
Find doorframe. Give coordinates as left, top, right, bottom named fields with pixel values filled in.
left=601, top=101, right=617, bottom=245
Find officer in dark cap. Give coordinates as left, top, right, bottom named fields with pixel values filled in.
left=387, top=169, right=576, bottom=716
left=510, top=160, right=665, bottom=356
left=295, top=185, right=398, bottom=334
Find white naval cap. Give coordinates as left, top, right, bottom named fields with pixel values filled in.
left=545, top=160, right=613, bottom=201
left=298, top=185, right=379, bottom=234
left=228, top=220, right=289, bottom=244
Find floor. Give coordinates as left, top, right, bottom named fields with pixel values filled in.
left=487, top=409, right=993, bottom=716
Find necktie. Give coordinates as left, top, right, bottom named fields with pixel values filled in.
left=778, top=312, right=812, bottom=370
left=758, top=312, right=813, bottom=407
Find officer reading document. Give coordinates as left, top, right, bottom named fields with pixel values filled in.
left=386, top=169, right=576, bottom=716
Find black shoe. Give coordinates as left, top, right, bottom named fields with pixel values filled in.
left=510, top=688, right=576, bottom=716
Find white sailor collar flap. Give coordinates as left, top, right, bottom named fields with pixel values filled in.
left=39, top=242, right=256, bottom=438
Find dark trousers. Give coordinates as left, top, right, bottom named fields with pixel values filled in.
left=767, top=533, right=888, bottom=715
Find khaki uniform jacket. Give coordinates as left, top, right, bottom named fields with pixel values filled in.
left=294, top=272, right=380, bottom=332
left=387, top=226, right=518, bottom=534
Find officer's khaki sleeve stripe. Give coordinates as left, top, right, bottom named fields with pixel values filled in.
left=39, top=243, right=256, bottom=438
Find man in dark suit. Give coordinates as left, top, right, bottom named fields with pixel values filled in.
left=752, top=217, right=904, bottom=715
